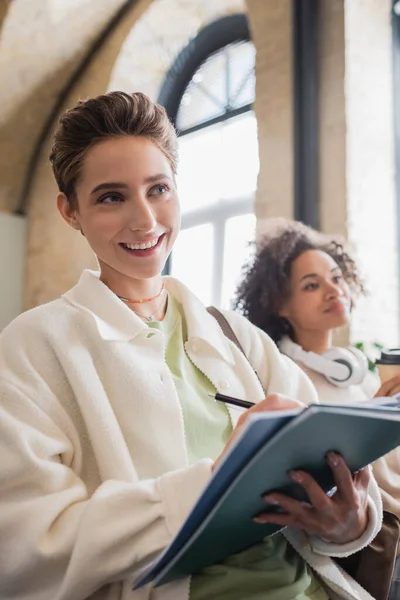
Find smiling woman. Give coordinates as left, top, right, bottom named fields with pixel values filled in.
left=52, top=93, right=181, bottom=320
left=0, top=92, right=384, bottom=600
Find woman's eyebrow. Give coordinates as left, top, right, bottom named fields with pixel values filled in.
left=90, top=182, right=129, bottom=195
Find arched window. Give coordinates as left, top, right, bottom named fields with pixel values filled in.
left=159, top=14, right=258, bottom=308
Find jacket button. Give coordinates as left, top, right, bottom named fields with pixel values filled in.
left=218, top=379, right=230, bottom=390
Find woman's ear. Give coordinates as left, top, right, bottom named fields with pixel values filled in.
left=57, top=193, right=81, bottom=231
left=278, top=301, right=290, bottom=320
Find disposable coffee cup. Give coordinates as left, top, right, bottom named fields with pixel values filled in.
left=376, top=349, right=400, bottom=383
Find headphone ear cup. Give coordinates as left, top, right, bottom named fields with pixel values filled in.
left=322, top=347, right=368, bottom=387
left=346, top=346, right=369, bottom=381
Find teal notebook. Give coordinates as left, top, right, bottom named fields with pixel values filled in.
left=133, top=401, right=400, bottom=589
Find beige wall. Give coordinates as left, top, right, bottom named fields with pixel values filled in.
left=0, top=0, right=9, bottom=29
left=0, top=0, right=132, bottom=213
left=247, top=0, right=294, bottom=236
left=109, top=0, right=246, bottom=98
left=318, top=0, right=347, bottom=239
left=0, top=213, right=26, bottom=330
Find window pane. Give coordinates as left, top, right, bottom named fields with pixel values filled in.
left=170, top=224, right=213, bottom=306
left=177, top=111, right=259, bottom=213
left=220, top=112, right=259, bottom=198
left=221, top=213, right=256, bottom=309
left=228, top=42, right=256, bottom=109
left=176, top=52, right=226, bottom=132
left=177, top=127, right=221, bottom=212
left=176, top=40, right=255, bottom=133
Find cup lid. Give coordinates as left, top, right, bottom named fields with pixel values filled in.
left=376, top=349, right=400, bottom=365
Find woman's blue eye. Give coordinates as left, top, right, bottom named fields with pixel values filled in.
left=149, top=184, right=168, bottom=196
left=333, top=275, right=343, bottom=283
left=304, top=282, right=319, bottom=291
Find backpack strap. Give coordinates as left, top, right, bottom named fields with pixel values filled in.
left=207, top=306, right=265, bottom=393
left=206, top=306, right=246, bottom=356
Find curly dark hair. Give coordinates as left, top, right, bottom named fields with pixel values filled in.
left=233, top=219, right=365, bottom=343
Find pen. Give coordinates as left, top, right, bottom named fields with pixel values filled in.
left=208, top=392, right=254, bottom=410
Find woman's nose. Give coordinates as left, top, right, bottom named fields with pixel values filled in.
left=126, top=196, right=157, bottom=232
left=326, top=283, right=343, bottom=299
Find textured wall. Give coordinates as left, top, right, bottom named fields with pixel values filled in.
left=246, top=0, right=294, bottom=236
left=0, top=0, right=129, bottom=213
left=0, top=213, right=26, bottom=330
left=318, top=0, right=347, bottom=239
left=109, top=0, right=246, bottom=98
left=0, top=0, right=10, bottom=29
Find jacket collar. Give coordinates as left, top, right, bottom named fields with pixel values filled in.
left=62, top=270, right=235, bottom=364
left=63, top=270, right=147, bottom=342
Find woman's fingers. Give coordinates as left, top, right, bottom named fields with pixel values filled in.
left=253, top=510, right=304, bottom=529
left=384, top=383, right=400, bottom=396
left=254, top=459, right=370, bottom=542
left=353, top=465, right=371, bottom=492
left=375, top=375, right=400, bottom=397
left=216, top=394, right=308, bottom=471
left=263, top=492, right=313, bottom=517
left=327, top=452, right=357, bottom=504
left=287, top=470, right=332, bottom=511
left=251, top=394, right=308, bottom=414
left=256, top=493, right=324, bottom=535
left=237, top=393, right=306, bottom=428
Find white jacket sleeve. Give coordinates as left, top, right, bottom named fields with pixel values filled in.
left=0, top=378, right=212, bottom=600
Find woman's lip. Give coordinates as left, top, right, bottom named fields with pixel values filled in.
left=325, top=301, right=349, bottom=313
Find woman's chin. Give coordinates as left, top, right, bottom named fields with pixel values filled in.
left=99, top=257, right=166, bottom=283
left=326, top=312, right=350, bottom=330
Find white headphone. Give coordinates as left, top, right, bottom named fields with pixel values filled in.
left=279, top=336, right=368, bottom=388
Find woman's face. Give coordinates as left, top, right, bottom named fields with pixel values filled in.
left=279, top=249, right=351, bottom=336
left=58, top=135, right=180, bottom=285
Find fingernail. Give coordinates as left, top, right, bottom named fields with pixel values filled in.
left=264, top=494, right=280, bottom=504
left=253, top=516, right=267, bottom=524
left=289, top=470, right=303, bottom=483
left=327, top=452, right=340, bottom=467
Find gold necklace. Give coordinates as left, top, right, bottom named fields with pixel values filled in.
left=121, top=289, right=167, bottom=322
left=117, top=282, right=165, bottom=304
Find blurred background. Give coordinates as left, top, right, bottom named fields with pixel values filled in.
left=0, top=0, right=399, bottom=350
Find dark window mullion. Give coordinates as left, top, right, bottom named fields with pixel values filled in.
left=178, top=103, right=252, bottom=137
left=225, top=46, right=231, bottom=111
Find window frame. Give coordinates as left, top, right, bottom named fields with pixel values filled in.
left=158, top=13, right=256, bottom=299
left=158, top=13, right=251, bottom=134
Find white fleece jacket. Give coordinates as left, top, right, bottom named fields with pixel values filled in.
left=0, top=270, right=382, bottom=600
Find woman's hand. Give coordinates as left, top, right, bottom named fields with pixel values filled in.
left=254, top=452, right=371, bottom=545
left=375, top=374, right=400, bottom=397
left=212, top=394, right=308, bottom=472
